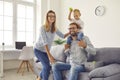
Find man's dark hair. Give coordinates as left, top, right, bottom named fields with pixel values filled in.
left=69, top=22, right=82, bottom=29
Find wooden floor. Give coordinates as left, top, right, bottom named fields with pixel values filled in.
left=0, top=69, right=36, bottom=80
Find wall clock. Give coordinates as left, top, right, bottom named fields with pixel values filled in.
left=95, top=6, right=105, bottom=16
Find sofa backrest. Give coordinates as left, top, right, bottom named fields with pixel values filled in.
left=50, top=46, right=120, bottom=65
left=94, top=48, right=120, bottom=65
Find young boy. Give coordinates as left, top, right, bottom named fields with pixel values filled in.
left=64, top=9, right=84, bottom=51
left=68, top=9, right=84, bottom=29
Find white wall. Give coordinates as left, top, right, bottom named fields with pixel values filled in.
left=40, top=0, right=62, bottom=40
left=60, top=0, right=120, bottom=47
left=40, top=0, right=61, bottom=28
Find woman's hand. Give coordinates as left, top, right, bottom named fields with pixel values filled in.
left=64, top=31, right=70, bottom=38
left=78, top=40, right=87, bottom=48
left=45, top=45, right=55, bottom=64
left=49, top=55, right=55, bottom=64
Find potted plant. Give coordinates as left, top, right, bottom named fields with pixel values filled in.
left=54, top=38, right=66, bottom=45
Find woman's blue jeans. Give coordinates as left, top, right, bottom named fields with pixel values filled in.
left=34, top=48, right=51, bottom=80
left=52, top=62, right=85, bottom=80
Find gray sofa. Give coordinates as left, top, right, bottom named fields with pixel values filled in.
left=33, top=45, right=120, bottom=80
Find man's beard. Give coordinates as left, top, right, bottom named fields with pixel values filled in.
left=70, top=31, right=77, bottom=37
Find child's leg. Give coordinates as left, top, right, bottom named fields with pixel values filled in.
left=77, top=32, right=84, bottom=40
left=65, top=36, right=72, bottom=51
left=67, top=36, right=72, bottom=45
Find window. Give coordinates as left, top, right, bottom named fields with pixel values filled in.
left=22, top=0, right=34, bottom=3
left=17, top=4, right=34, bottom=45
left=0, top=0, right=36, bottom=49
left=0, top=1, right=13, bottom=46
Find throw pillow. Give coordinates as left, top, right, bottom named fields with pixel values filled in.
left=89, top=64, right=120, bottom=78
left=50, top=45, right=66, bottom=62
left=84, top=61, right=104, bottom=72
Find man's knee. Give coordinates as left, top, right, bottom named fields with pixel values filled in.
left=70, top=65, right=85, bottom=74
left=52, top=62, right=60, bottom=71
left=70, top=66, right=78, bottom=73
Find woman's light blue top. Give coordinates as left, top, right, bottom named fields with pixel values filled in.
left=34, top=25, right=64, bottom=52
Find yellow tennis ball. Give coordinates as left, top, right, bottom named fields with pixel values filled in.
left=69, top=7, right=73, bottom=11
left=92, top=61, right=96, bottom=64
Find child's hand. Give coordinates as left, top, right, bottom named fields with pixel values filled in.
left=69, top=7, right=73, bottom=12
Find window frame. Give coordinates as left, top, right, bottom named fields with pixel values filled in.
left=0, top=0, right=36, bottom=49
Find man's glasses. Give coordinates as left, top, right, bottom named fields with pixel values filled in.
left=68, top=27, right=77, bottom=30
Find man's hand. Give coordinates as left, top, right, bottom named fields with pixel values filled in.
left=78, top=40, right=87, bottom=48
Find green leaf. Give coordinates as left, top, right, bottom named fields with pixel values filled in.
left=54, top=38, right=66, bottom=45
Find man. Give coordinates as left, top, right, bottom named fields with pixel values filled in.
left=52, top=22, right=96, bottom=80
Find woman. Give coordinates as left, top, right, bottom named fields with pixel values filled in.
left=34, top=10, right=69, bottom=80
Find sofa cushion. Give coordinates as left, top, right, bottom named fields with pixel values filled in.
left=50, top=45, right=66, bottom=62
left=104, top=73, right=120, bottom=80
left=35, top=62, right=43, bottom=69
left=87, top=53, right=95, bottom=62
left=95, top=48, right=120, bottom=65
left=78, top=72, right=89, bottom=80
left=91, top=78, right=104, bottom=80
left=84, top=61, right=104, bottom=72
left=63, top=70, right=89, bottom=80
left=89, top=64, right=120, bottom=78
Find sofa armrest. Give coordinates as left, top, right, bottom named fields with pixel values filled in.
left=89, top=64, right=120, bottom=78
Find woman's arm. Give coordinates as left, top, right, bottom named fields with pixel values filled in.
left=44, top=45, right=55, bottom=64
left=64, top=32, right=70, bottom=38
left=56, top=29, right=70, bottom=38
left=40, top=26, right=55, bottom=64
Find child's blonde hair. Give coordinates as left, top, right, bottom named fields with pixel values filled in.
left=73, top=9, right=80, bottom=13
left=73, top=9, right=81, bottom=15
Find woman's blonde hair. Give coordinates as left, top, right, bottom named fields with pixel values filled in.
left=44, top=10, right=56, bottom=33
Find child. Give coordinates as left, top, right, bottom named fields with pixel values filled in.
left=64, top=9, right=84, bottom=51
left=68, top=8, right=84, bottom=28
